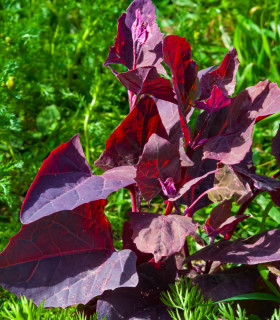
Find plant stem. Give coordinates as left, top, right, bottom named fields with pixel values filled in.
left=259, top=200, right=274, bottom=233
left=184, top=188, right=212, bottom=217
left=273, top=171, right=280, bottom=179
left=129, top=186, right=137, bottom=212
left=184, top=241, right=193, bottom=270
left=84, top=95, right=97, bottom=164
left=164, top=201, right=174, bottom=215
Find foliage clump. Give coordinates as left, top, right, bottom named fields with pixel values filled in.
left=1, top=0, right=280, bottom=319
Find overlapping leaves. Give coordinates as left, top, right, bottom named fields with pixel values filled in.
left=1, top=0, right=280, bottom=318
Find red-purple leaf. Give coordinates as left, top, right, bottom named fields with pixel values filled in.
left=135, top=133, right=181, bottom=202
left=20, top=135, right=136, bottom=224
left=156, top=99, right=193, bottom=167
left=128, top=212, right=198, bottom=263
left=195, top=85, right=231, bottom=114
left=163, top=35, right=198, bottom=115
left=193, top=266, right=259, bottom=302
left=97, top=257, right=177, bottom=320
left=104, top=0, right=164, bottom=72
left=186, top=229, right=280, bottom=264
left=213, top=214, right=251, bottom=240
left=205, top=200, right=232, bottom=233
left=203, top=80, right=280, bottom=164
left=122, top=221, right=153, bottom=264
left=95, top=96, right=167, bottom=171
left=105, top=13, right=133, bottom=69
left=117, top=67, right=177, bottom=104
left=199, top=48, right=239, bottom=100
left=234, top=166, right=280, bottom=191
left=0, top=203, right=138, bottom=308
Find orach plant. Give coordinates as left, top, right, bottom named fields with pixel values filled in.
left=1, top=0, right=280, bottom=318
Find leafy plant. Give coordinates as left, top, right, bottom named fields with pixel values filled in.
left=1, top=0, right=280, bottom=319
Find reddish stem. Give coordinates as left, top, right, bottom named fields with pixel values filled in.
left=164, top=201, right=174, bottom=215
left=273, top=171, right=280, bottom=179
left=129, top=186, right=137, bottom=212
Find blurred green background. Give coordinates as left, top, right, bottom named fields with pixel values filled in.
left=0, top=0, right=280, bottom=317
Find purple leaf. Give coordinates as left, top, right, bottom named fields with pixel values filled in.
left=205, top=200, right=232, bottom=232
left=95, top=96, right=167, bottom=171
left=20, top=135, right=136, bottom=224
left=211, top=214, right=251, bottom=240
left=135, top=133, right=181, bottom=202
left=208, top=164, right=253, bottom=204
left=0, top=202, right=138, bottom=308
left=204, top=80, right=280, bottom=164
left=234, top=166, right=280, bottom=191
left=193, top=266, right=259, bottom=302
left=117, top=67, right=177, bottom=104
left=128, top=212, right=198, bottom=263
left=156, top=99, right=193, bottom=167
left=186, top=229, right=280, bottom=264
left=122, top=221, right=153, bottom=264
left=104, top=0, right=164, bottom=72
left=159, top=177, right=178, bottom=197
left=195, top=85, right=231, bottom=114
left=199, top=48, right=239, bottom=100
left=97, top=257, right=177, bottom=320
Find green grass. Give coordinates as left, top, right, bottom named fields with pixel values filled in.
left=1, top=0, right=280, bottom=318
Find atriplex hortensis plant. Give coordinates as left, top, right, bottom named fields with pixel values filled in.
left=1, top=0, right=280, bottom=318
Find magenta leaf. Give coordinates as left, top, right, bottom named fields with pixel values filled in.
left=0, top=202, right=138, bottom=308
left=199, top=47, right=239, bottom=100
left=117, top=67, right=176, bottom=103
left=135, top=133, right=181, bottom=202
left=195, top=85, right=231, bottom=114
left=163, top=35, right=198, bottom=116
left=128, top=212, right=198, bottom=263
left=95, top=95, right=167, bottom=171
left=203, top=80, right=280, bottom=164
left=20, top=135, right=136, bottom=224
left=193, top=266, right=259, bottom=302
left=97, top=257, right=177, bottom=320
left=104, top=0, right=164, bottom=72
left=186, top=229, right=280, bottom=264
